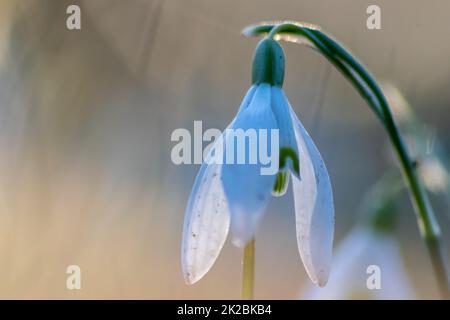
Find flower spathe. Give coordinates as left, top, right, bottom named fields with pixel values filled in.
left=181, top=38, right=334, bottom=287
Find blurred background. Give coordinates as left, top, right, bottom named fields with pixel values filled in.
left=0, top=0, right=449, bottom=299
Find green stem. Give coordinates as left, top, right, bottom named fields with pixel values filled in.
left=244, top=22, right=450, bottom=298
left=315, top=29, right=450, bottom=299
left=241, top=238, right=255, bottom=300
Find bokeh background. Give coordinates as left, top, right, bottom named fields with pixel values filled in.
left=0, top=0, right=449, bottom=299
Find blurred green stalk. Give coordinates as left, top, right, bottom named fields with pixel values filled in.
left=244, top=21, right=450, bottom=298
left=242, top=238, right=255, bottom=300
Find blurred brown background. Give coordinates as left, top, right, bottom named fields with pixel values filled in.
left=0, top=0, right=449, bottom=299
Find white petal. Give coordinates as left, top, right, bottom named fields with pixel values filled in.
left=181, top=162, right=230, bottom=284
left=222, top=84, right=278, bottom=247
left=237, top=85, right=258, bottom=113
left=303, top=228, right=370, bottom=299
left=271, top=87, right=299, bottom=176
left=290, top=106, right=334, bottom=287
left=181, top=86, right=261, bottom=283
left=181, top=86, right=260, bottom=283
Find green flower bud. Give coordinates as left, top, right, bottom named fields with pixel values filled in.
left=251, top=38, right=285, bottom=87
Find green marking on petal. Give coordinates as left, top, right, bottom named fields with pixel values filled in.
left=279, top=147, right=300, bottom=176
left=272, top=171, right=289, bottom=197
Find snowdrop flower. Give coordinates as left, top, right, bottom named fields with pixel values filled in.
left=303, top=176, right=415, bottom=300
left=303, top=226, right=415, bottom=300
left=181, top=38, right=334, bottom=286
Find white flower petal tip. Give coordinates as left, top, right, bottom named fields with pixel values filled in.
left=183, top=270, right=200, bottom=285
left=302, top=253, right=330, bottom=288
left=290, top=107, right=335, bottom=287
left=228, top=202, right=267, bottom=248
left=181, top=163, right=230, bottom=285
left=313, top=275, right=329, bottom=288
left=231, top=226, right=257, bottom=248
left=231, top=236, right=246, bottom=248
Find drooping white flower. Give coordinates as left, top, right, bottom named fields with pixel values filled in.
left=302, top=227, right=415, bottom=300
left=182, top=38, right=334, bottom=286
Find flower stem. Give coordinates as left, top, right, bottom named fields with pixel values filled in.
left=241, top=238, right=255, bottom=300
left=243, top=21, right=450, bottom=298
left=314, top=29, right=450, bottom=299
